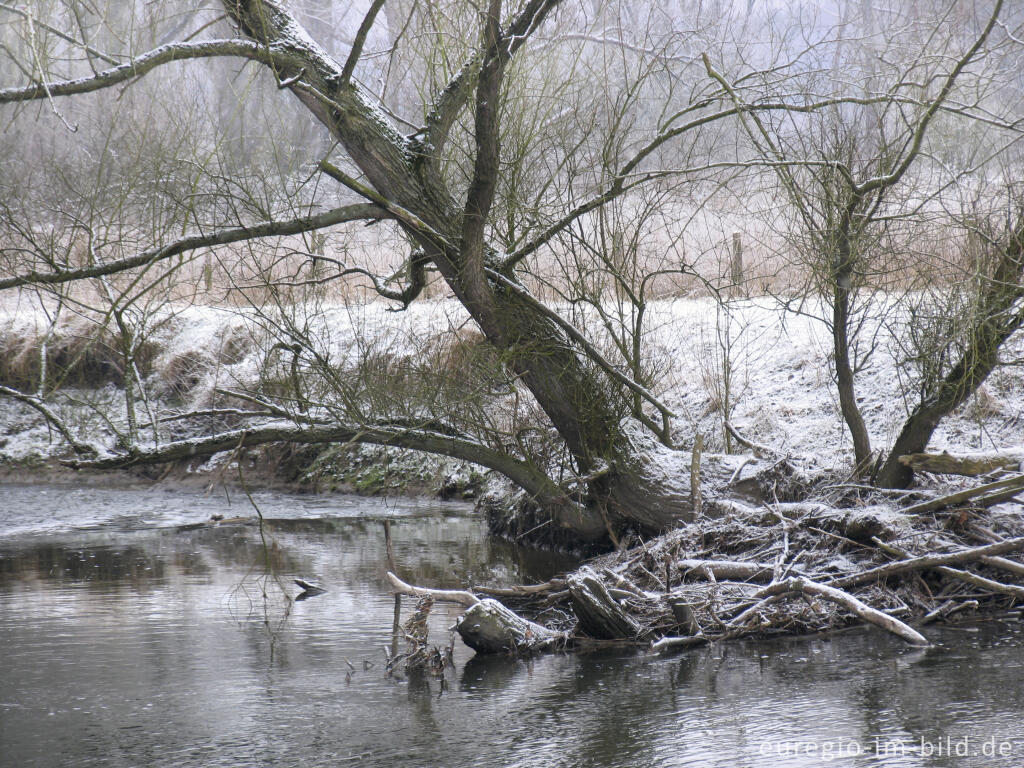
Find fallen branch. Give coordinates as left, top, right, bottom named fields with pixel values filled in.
left=980, top=556, right=1024, bottom=578
left=872, top=539, right=1024, bottom=601
left=386, top=571, right=479, bottom=608
left=724, top=421, right=779, bottom=459
left=676, top=559, right=774, bottom=582
left=474, top=579, right=565, bottom=597
left=737, top=577, right=929, bottom=645
left=387, top=573, right=567, bottom=654
left=901, top=474, right=1024, bottom=515
left=898, top=450, right=1024, bottom=477
left=830, top=536, right=1024, bottom=589
left=651, top=634, right=708, bottom=653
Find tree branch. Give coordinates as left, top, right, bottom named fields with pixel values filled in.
left=424, top=0, right=561, bottom=154
left=0, top=39, right=297, bottom=103
left=856, top=0, right=1004, bottom=195
left=0, top=2, right=121, bottom=66
left=341, top=0, right=386, bottom=84
left=318, top=160, right=452, bottom=248
left=63, top=419, right=570, bottom=511
left=0, top=204, right=385, bottom=290
left=0, top=385, right=96, bottom=456
left=484, top=268, right=676, bottom=423
left=459, top=0, right=509, bottom=308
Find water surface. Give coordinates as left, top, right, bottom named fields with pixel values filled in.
left=1, top=481, right=1022, bottom=767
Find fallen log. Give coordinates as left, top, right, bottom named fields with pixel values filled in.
left=898, top=450, right=1024, bottom=477
left=901, top=474, right=1024, bottom=516
left=734, top=576, right=929, bottom=646
left=872, top=539, right=1024, bottom=601
left=568, top=566, right=642, bottom=639
left=829, top=536, right=1024, bottom=589
left=676, top=559, right=774, bottom=583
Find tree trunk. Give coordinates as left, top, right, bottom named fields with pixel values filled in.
left=223, top=0, right=694, bottom=540
left=831, top=205, right=873, bottom=474
left=878, top=221, right=1024, bottom=488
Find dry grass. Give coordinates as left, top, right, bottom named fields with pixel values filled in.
left=0, top=315, right=159, bottom=391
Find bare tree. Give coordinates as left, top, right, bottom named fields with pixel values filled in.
left=3, top=0, right=1021, bottom=545
left=711, top=0, right=1021, bottom=476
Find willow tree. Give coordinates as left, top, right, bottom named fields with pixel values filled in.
left=1, top=0, right=738, bottom=543
left=7, top=1, right=1010, bottom=543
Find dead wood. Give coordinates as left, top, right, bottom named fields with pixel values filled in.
left=568, top=566, right=642, bottom=639
left=456, top=598, right=567, bottom=654
left=651, top=634, right=708, bottom=653
left=676, top=559, right=774, bottom=582
left=385, top=490, right=1024, bottom=656
left=901, top=474, right=1024, bottom=515
left=474, top=579, right=565, bottom=597
left=734, top=577, right=929, bottom=645
left=872, top=538, right=1024, bottom=601
left=387, top=572, right=567, bottom=654
left=387, top=571, right=479, bottom=608
left=724, top=421, right=779, bottom=459
left=979, top=556, right=1024, bottom=578
left=830, top=536, right=1024, bottom=589
left=898, top=451, right=1024, bottom=477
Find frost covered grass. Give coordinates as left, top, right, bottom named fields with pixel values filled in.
left=1, top=293, right=1022, bottom=482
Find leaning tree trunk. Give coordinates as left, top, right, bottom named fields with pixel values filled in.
left=224, top=0, right=693, bottom=539
left=830, top=203, right=873, bottom=475
left=878, top=220, right=1024, bottom=488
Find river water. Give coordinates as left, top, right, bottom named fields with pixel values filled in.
left=1, top=481, right=1023, bottom=768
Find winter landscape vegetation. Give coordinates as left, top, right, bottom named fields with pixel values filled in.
left=2, top=1, right=1024, bottom=764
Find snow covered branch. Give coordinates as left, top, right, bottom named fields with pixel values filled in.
left=0, top=39, right=303, bottom=104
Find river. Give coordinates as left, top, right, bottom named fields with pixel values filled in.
left=1, top=481, right=1022, bottom=767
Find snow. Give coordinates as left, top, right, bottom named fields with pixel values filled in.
left=1, top=294, right=1022, bottom=475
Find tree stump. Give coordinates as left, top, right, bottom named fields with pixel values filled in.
left=455, top=598, right=566, bottom=654
left=568, top=567, right=641, bottom=639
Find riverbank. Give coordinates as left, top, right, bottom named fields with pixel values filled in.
left=3, top=296, right=1023, bottom=473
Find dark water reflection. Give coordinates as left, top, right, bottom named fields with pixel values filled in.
left=1, top=482, right=1023, bottom=767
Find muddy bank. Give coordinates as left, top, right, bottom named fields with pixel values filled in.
left=0, top=440, right=488, bottom=502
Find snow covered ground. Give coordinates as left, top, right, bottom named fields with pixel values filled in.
left=1, top=294, right=1022, bottom=474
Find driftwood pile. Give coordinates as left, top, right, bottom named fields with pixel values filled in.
left=389, top=473, right=1024, bottom=655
